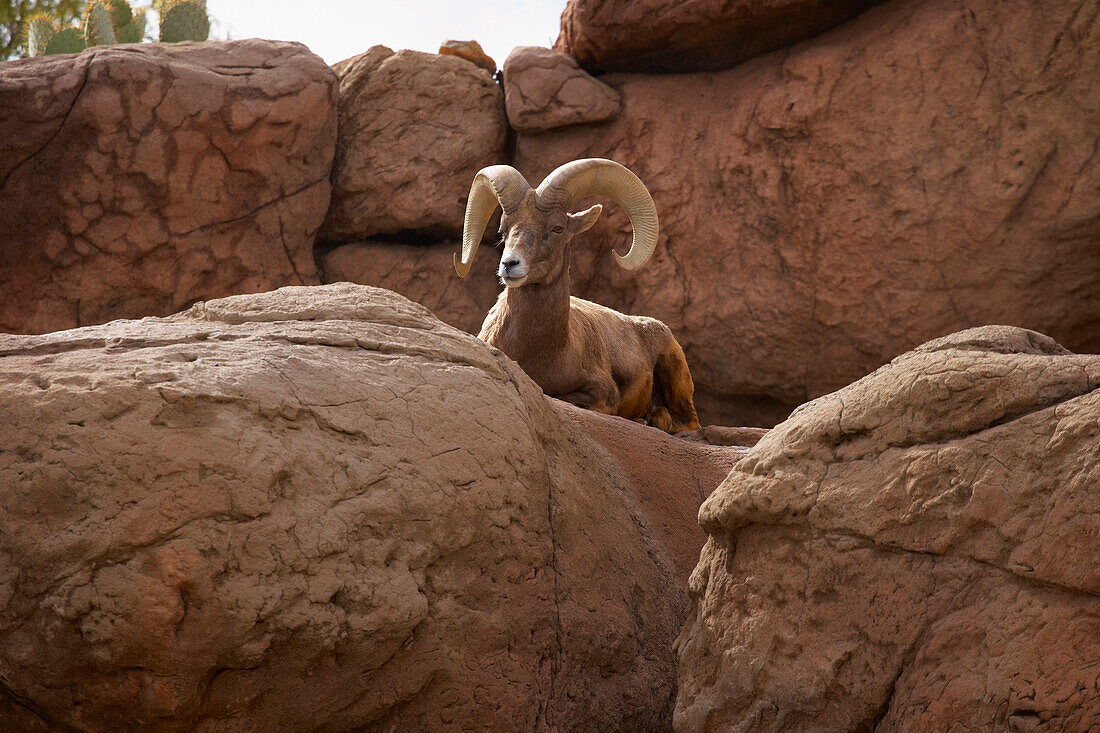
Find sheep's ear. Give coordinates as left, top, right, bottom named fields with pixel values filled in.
left=568, top=204, right=603, bottom=234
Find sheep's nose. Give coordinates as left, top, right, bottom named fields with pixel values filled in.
left=501, top=257, right=520, bottom=271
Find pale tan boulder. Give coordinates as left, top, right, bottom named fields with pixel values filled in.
left=438, top=39, right=496, bottom=73
left=319, top=47, right=508, bottom=243
left=0, top=39, right=336, bottom=335
left=675, top=326, right=1100, bottom=731
left=503, top=46, right=621, bottom=133
left=0, top=282, right=737, bottom=731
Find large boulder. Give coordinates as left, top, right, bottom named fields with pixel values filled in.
left=438, top=40, right=496, bottom=74
left=318, top=240, right=501, bottom=336
left=557, top=403, right=746, bottom=585
left=556, top=0, right=884, bottom=72
left=318, top=47, right=508, bottom=243
left=0, top=283, right=736, bottom=731
left=517, top=0, right=1100, bottom=426
left=675, top=326, right=1100, bottom=731
left=502, top=46, right=621, bottom=133
left=0, top=39, right=336, bottom=335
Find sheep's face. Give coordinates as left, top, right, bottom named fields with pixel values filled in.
left=497, top=197, right=603, bottom=288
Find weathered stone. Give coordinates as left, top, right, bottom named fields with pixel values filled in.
left=556, top=0, right=883, bottom=72
left=516, top=0, right=1100, bottom=426
left=675, top=326, right=1100, bottom=731
left=319, top=47, right=508, bottom=243
left=439, top=39, right=496, bottom=73
left=503, top=46, right=621, bottom=133
left=556, top=402, right=747, bottom=585
left=0, top=282, right=737, bottom=731
left=0, top=39, right=336, bottom=335
left=318, top=240, right=502, bottom=336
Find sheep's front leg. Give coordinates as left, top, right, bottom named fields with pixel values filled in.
left=556, top=379, right=620, bottom=416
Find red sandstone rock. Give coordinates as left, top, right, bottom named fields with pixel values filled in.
left=503, top=46, right=621, bottom=133
left=318, top=240, right=501, bottom=335
left=517, top=0, right=1100, bottom=426
left=319, top=46, right=507, bottom=243
left=438, top=39, right=496, bottom=73
left=556, top=0, right=883, bottom=72
left=675, top=326, right=1100, bottom=731
left=0, top=283, right=734, bottom=731
left=556, top=402, right=747, bottom=585
left=0, top=39, right=336, bottom=335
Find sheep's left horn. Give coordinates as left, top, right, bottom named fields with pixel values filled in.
left=535, top=158, right=659, bottom=271
left=455, top=165, right=531, bottom=278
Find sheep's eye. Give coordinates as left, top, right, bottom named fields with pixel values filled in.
left=551, top=226, right=564, bottom=234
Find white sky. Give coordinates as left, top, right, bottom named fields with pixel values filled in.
left=202, top=0, right=568, bottom=67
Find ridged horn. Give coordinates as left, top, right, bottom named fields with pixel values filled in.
left=455, top=165, right=531, bottom=278
left=535, top=158, right=659, bottom=271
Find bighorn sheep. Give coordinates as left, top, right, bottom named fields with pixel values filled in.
left=454, top=158, right=701, bottom=433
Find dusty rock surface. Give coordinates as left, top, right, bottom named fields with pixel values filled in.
left=438, top=40, right=496, bottom=73
left=318, top=240, right=502, bottom=336
left=319, top=46, right=508, bottom=243
left=675, top=326, right=1100, bottom=731
left=556, top=0, right=883, bottom=72
left=503, top=46, right=621, bottom=133
left=0, top=282, right=717, bottom=732
left=556, top=402, right=749, bottom=585
left=0, top=39, right=335, bottom=336
left=518, top=0, right=1100, bottom=426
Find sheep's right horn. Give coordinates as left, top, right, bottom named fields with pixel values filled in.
left=535, top=158, right=659, bottom=271
left=455, top=165, right=531, bottom=278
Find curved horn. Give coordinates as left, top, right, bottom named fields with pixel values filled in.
left=455, top=165, right=531, bottom=278
left=535, top=158, right=659, bottom=271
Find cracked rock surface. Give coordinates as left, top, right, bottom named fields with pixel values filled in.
left=0, top=39, right=336, bottom=336
left=518, top=0, right=1100, bottom=426
left=556, top=0, right=885, bottom=72
left=319, top=46, right=508, bottom=243
left=0, top=282, right=739, bottom=731
left=319, top=240, right=502, bottom=336
left=502, top=46, right=621, bottom=133
left=675, top=325, right=1100, bottom=731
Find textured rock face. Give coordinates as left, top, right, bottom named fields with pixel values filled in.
left=503, top=46, right=621, bottom=133
left=0, top=39, right=335, bottom=336
left=318, top=240, right=501, bottom=336
left=438, top=39, right=496, bottom=73
left=0, top=283, right=722, bottom=732
left=556, top=402, right=747, bottom=585
left=556, top=0, right=883, bottom=72
left=319, top=46, right=508, bottom=243
left=675, top=326, right=1100, bottom=731
left=518, top=0, right=1100, bottom=426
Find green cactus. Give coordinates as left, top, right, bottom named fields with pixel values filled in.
left=103, top=0, right=133, bottom=30
left=154, top=0, right=206, bottom=15
left=27, top=0, right=210, bottom=56
left=117, top=9, right=146, bottom=44
left=159, top=1, right=210, bottom=43
left=45, top=27, right=89, bottom=55
left=84, top=1, right=118, bottom=46
left=26, top=14, right=57, bottom=56
left=27, top=12, right=87, bottom=56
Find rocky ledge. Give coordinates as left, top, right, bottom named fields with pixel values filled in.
left=0, top=283, right=744, bottom=732
left=676, top=325, right=1100, bottom=731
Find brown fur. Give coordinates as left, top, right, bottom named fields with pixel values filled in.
left=477, top=192, right=700, bottom=433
